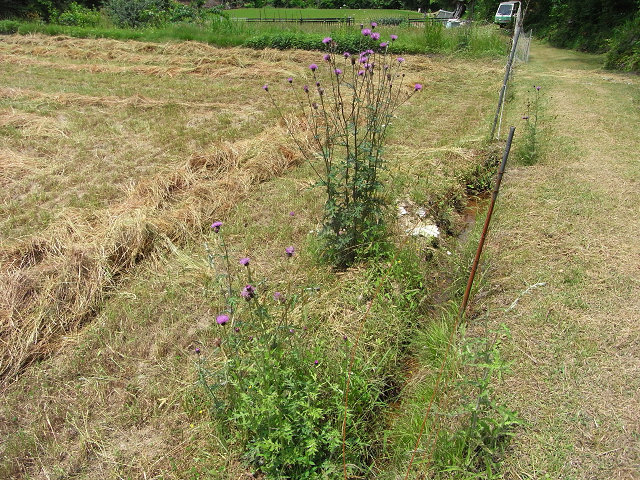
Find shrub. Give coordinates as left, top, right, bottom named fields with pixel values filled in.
left=0, top=20, right=21, bottom=34
left=57, top=2, right=101, bottom=27
left=372, top=17, right=407, bottom=26
left=104, top=0, right=172, bottom=28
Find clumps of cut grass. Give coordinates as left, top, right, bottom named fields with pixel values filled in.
left=0, top=118, right=312, bottom=384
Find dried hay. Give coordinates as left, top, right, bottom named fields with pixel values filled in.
left=0, top=109, right=69, bottom=138
left=0, top=116, right=311, bottom=385
left=0, top=86, right=250, bottom=112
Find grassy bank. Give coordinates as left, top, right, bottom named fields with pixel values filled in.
left=0, top=18, right=508, bottom=57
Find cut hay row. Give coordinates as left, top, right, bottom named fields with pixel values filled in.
left=0, top=53, right=264, bottom=79
left=0, top=116, right=312, bottom=385
left=0, top=34, right=318, bottom=77
left=0, top=86, right=252, bottom=111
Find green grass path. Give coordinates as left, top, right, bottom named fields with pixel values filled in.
left=482, top=44, right=640, bottom=478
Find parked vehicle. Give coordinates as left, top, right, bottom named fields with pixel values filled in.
left=494, top=1, right=520, bottom=26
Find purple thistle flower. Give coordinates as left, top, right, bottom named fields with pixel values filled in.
left=285, top=246, right=295, bottom=257
left=391, top=34, right=398, bottom=41
left=334, top=68, right=342, bottom=75
left=195, top=347, right=201, bottom=354
left=343, top=52, right=350, bottom=58
left=322, top=37, right=332, bottom=44
left=380, top=42, right=388, bottom=48
left=371, top=21, right=377, bottom=28
left=366, top=49, right=374, bottom=54
left=314, top=360, right=319, bottom=365
left=289, top=211, right=295, bottom=216
left=358, top=70, right=365, bottom=76
left=216, top=314, right=229, bottom=325
left=309, top=63, right=318, bottom=71
left=239, top=257, right=250, bottom=266
left=414, top=83, right=423, bottom=91
left=361, top=28, right=371, bottom=36
left=371, top=32, right=380, bottom=41
left=536, top=85, right=541, bottom=91
left=211, top=221, right=222, bottom=233
left=397, top=57, right=405, bottom=63
left=262, top=84, right=268, bottom=91
left=303, top=84, right=309, bottom=93
left=316, top=81, right=321, bottom=86
left=241, top=284, right=255, bottom=300
left=289, top=328, right=295, bottom=333
left=360, top=56, right=368, bottom=63
left=287, top=77, right=293, bottom=83
left=323, top=54, right=331, bottom=62
left=274, top=291, right=284, bottom=302
left=234, top=327, right=240, bottom=332
left=522, top=115, right=529, bottom=120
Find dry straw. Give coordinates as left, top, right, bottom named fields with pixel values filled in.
left=0, top=115, right=313, bottom=385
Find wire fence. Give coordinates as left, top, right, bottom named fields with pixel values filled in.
left=515, top=28, right=533, bottom=63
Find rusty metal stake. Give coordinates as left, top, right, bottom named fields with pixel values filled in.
left=460, top=126, right=515, bottom=317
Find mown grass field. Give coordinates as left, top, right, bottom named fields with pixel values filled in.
left=479, top=44, right=640, bottom=479
left=0, top=33, right=510, bottom=478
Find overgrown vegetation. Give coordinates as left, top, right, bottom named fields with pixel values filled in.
left=605, top=9, right=640, bottom=72
left=0, top=16, right=508, bottom=58
left=195, top=224, right=426, bottom=477
left=0, top=31, right=515, bottom=479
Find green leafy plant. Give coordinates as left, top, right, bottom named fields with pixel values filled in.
left=104, top=0, right=171, bottom=28
left=264, top=29, right=422, bottom=267
left=432, top=325, right=521, bottom=478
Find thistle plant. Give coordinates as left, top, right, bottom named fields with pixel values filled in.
left=197, top=220, right=386, bottom=478
left=518, top=85, right=542, bottom=165
left=264, top=26, right=422, bottom=266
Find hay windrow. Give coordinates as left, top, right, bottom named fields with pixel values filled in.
left=0, top=86, right=250, bottom=111
left=0, top=117, right=311, bottom=385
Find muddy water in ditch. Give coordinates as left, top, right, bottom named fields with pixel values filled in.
left=458, top=192, right=490, bottom=244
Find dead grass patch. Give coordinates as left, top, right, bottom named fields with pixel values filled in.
left=0, top=115, right=312, bottom=384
